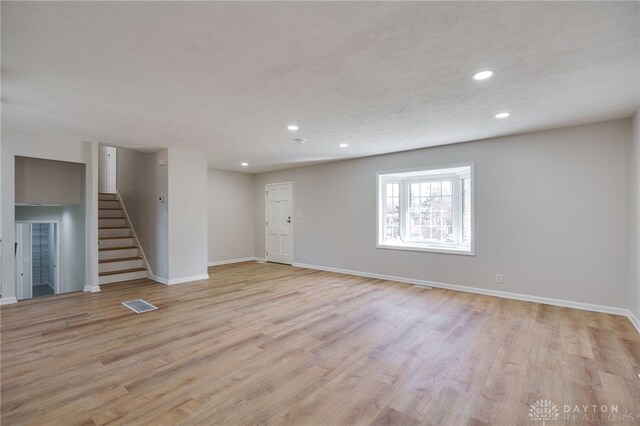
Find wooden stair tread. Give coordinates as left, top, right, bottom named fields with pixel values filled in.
left=97, top=195, right=147, bottom=280
left=99, top=246, right=137, bottom=251
left=99, top=256, right=142, bottom=263
left=99, top=267, right=146, bottom=277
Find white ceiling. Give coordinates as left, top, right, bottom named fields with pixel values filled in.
left=2, top=1, right=639, bottom=173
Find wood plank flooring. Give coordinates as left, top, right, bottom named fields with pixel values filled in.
left=1, top=262, right=639, bottom=425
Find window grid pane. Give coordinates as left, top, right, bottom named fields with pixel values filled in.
left=462, top=177, right=471, bottom=244
left=378, top=166, right=472, bottom=253
left=384, top=183, right=401, bottom=242
left=408, top=179, right=454, bottom=243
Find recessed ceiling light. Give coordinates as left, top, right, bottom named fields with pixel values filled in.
left=294, top=138, right=306, bottom=144
left=473, top=70, right=494, bottom=80
left=240, top=162, right=249, bottom=166
left=339, top=143, right=349, bottom=148
left=495, top=112, right=510, bottom=119
left=287, top=125, right=299, bottom=131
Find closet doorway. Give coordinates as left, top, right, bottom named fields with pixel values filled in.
left=15, top=221, right=60, bottom=300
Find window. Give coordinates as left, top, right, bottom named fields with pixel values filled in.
left=377, top=164, right=474, bottom=255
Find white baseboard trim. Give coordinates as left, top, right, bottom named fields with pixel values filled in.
left=83, top=285, right=101, bottom=293
left=208, top=257, right=261, bottom=267
left=0, top=297, right=18, bottom=305
left=293, top=262, right=639, bottom=332
left=151, top=274, right=210, bottom=286
left=149, top=274, right=169, bottom=285
left=292, top=262, right=433, bottom=289
left=628, top=311, right=640, bottom=334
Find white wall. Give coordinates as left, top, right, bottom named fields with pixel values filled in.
left=168, top=148, right=208, bottom=281
left=15, top=205, right=86, bottom=294
left=117, top=146, right=207, bottom=284
left=116, top=147, right=140, bottom=222
left=116, top=147, right=169, bottom=280
left=0, top=137, right=3, bottom=294
left=1, top=128, right=99, bottom=300
left=15, top=156, right=85, bottom=205
left=254, top=119, right=632, bottom=309
left=207, top=168, right=255, bottom=264
left=631, top=109, right=640, bottom=321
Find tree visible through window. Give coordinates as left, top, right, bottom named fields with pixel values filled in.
left=409, top=180, right=454, bottom=242
left=462, top=177, right=471, bottom=245
left=377, top=165, right=473, bottom=254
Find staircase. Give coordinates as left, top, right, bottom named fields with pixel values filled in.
left=98, top=193, right=147, bottom=285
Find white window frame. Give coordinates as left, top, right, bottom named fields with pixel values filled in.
left=376, top=163, right=475, bottom=256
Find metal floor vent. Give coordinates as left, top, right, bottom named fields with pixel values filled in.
left=122, top=299, right=158, bottom=313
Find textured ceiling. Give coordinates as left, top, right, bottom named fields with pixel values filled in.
left=2, top=1, right=639, bottom=173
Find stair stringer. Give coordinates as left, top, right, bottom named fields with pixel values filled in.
left=115, top=191, right=154, bottom=278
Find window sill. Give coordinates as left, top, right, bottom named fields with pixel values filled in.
left=376, top=242, right=474, bottom=256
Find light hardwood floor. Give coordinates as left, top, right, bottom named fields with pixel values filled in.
left=1, top=262, right=639, bottom=425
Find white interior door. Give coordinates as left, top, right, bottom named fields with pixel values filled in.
left=52, top=223, right=59, bottom=294
left=99, top=146, right=117, bottom=193
left=266, top=183, right=293, bottom=265
left=16, top=223, right=32, bottom=300
left=107, top=147, right=117, bottom=192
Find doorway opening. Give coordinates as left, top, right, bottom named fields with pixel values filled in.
left=265, top=182, right=293, bottom=265
left=15, top=221, right=60, bottom=300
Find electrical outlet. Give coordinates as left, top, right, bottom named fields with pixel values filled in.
left=222, top=249, right=226, bottom=257
left=496, top=274, right=503, bottom=284
left=304, top=253, right=309, bottom=259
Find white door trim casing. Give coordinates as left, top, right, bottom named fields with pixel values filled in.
left=15, top=222, right=32, bottom=300
left=265, top=182, right=293, bottom=265
left=15, top=220, right=61, bottom=299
